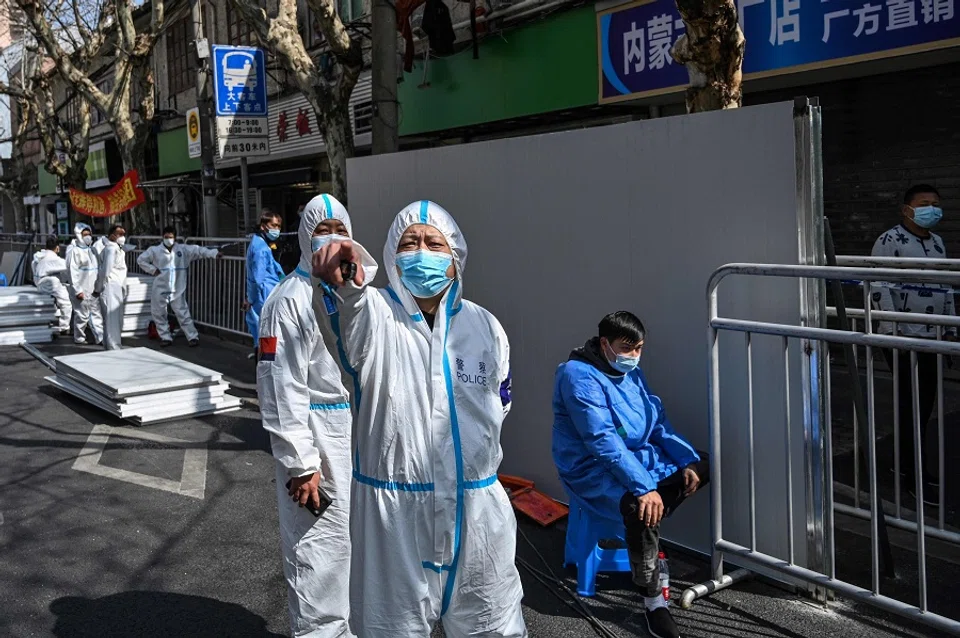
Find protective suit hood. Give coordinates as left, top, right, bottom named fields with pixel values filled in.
left=384, top=200, right=466, bottom=319
left=298, top=194, right=353, bottom=272
left=73, top=222, right=92, bottom=246
left=298, top=193, right=377, bottom=281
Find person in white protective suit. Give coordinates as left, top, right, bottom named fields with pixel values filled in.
left=137, top=226, right=220, bottom=347
left=66, top=223, right=104, bottom=345
left=32, top=237, right=72, bottom=334
left=257, top=193, right=377, bottom=638
left=91, top=234, right=108, bottom=259
left=311, top=200, right=527, bottom=638
left=94, top=224, right=128, bottom=350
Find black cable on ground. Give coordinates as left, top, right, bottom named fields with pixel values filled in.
left=516, top=525, right=622, bottom=638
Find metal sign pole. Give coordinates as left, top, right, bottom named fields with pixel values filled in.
left=191, top=0, right=219, bottom=236
left=241, top=157, right=251, bottom=233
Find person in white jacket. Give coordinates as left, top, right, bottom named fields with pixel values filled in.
left=136, top=226, right=220, bottom=347
left=66, top=223, right=104, bottom=345
left=32, top=237, right=71, bottom=334
left=256, top=194, right=377, bottom=638
left=94, top=224, right=128, bottom=350
left=311, top=201, right=526, bottom=638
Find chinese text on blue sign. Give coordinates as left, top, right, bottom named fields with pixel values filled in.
left=212, top=45, right=268, bottom=116
left=599, top=0, right=959, bottom=102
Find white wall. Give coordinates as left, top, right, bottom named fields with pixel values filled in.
left=346, top=101, right=817, bottom=561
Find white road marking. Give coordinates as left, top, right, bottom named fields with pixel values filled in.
left=72, top=424, right=208, bottom=499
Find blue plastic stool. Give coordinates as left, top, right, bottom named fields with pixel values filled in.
left=563, top=496, right=632, bottom=596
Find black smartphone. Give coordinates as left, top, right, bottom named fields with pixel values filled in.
left=286, top=480, right=335, bottom=518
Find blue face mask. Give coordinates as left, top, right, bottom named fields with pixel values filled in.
left=395, top=250, right=454, bottom=299
left=311, top=234, right=338, bottom=253
left=912, top=205, right=943, bottom=229
left=604, top=341, right=640, bottom=374
left=265, top=228, right=281, bottom=241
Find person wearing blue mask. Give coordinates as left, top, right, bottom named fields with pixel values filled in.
left=245, top=209, right=286, bottom=350
left=552, top=311, right=706, bottom=638
left=871, top=183, right=954, bottom=507
left=311, top=200, right=526, bottom=638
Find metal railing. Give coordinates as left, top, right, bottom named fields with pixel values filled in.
left=825, top=255, right=960, bottom=547
left=683, top=262, right=960, bottom=635
left=125, top=236, right=254, bottom=340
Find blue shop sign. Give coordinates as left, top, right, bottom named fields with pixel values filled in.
left=599, top=0, right=960, bottom=102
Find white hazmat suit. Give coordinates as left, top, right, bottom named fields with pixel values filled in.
left=32, top=247, right=71, bottom=332
left=317, top=200, right=527, bottom=638
left=95, top=238, right=127, bottom=350
left=257, top=194, right=377, bottom=638
left=137, top=242, right=219, bottom=342
left=66, top=223, right=104, bottom=344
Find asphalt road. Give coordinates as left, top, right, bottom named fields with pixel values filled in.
left=1, top=338, right=955, bottom=638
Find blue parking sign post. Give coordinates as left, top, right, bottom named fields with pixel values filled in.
left=211, top=45, right=270, bottom=158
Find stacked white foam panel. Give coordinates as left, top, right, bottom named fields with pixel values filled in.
left=0, top=286, right=57, bottom=345
left=46, top=347, right=242, bottom=424
left=123, top=276, right=154, bottom=337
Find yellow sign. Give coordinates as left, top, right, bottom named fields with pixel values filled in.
left=186, top=107, right=202, bottom=159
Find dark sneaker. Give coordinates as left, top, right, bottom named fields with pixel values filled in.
left=188, top=339, right=199, bottom=347
left=160, top=340, right=173, bottom=348
left=645, top=607, right=680, bottom=638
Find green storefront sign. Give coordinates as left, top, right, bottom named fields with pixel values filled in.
left=398, top=6, right=598, bottom=136
left=158, top=126, right=201, bottom=177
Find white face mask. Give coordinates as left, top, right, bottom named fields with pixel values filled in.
left=163, top=237, right=175, bottom=248
left=82, top=235, right=93, bottom=246
left=116, top=236, right=126, bottom=247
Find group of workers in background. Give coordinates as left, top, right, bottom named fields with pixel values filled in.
left=251, top=193, right=705, bottom=638
left=31, top=223, right=220, bottom=351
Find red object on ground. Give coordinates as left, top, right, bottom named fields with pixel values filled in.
left=497, top=473, right=569, bottom=526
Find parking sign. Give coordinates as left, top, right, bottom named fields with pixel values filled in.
left=212, top=45, right=268, bottom=117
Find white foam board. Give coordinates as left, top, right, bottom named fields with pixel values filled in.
left=53, top=348, right=224, bottom=398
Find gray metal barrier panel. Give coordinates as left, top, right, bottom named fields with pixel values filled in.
left=345, top=100, right=822, bottom=560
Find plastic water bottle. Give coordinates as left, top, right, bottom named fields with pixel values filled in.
left=658, top=551, right=670, bottom=604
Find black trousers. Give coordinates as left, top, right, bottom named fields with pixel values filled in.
left=882, top=349, right=938, bottom=484
left=618, top=454, right=710, bottom=597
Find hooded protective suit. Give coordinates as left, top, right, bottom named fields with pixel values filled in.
left=257, top=194, right=377, bottom=638
left=318, top=200, right=526, bottom=638
left=32, top=247, right=71, bottom=332
left=137, top=241, right=219, bottom=342
left=245, top=232, right=285, bottom=342
left=95, top=237, right=128, bottom=350
left=66, top=223, right=104, bottom=344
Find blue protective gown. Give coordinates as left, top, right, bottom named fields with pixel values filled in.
left=552, top=353, right=700, bottom=520
left=245, top=233, right=286, bottom=342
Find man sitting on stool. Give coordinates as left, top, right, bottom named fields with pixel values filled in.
left=552, top=311, right=708, bottom=638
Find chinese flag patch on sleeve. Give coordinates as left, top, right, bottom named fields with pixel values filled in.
left=259, top=337, right=278, bottom=361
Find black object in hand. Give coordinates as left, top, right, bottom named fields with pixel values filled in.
left=285, top=480, right=335, bottom=518
left=340, top=262, right=357, bottom=282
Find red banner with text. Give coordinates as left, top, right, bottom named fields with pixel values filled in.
left=69, top=170, right=145, bottom=218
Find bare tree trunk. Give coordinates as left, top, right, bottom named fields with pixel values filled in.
left=118, top=134, right=153, bottom=233
left=672, top=0, right=745, bottom=113
left=12, top=197, right=29, bottom=234
left=319, top=100, right=355, bottom=204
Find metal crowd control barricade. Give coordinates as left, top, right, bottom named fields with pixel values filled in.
left=682, top=262, right=960, bottom=636
left=830, top=255, right=960, bottom=545
left=125, top=235, right=253, bottom=340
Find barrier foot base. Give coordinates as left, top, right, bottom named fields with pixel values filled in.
left=679, top=568, right=752, bottom=609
